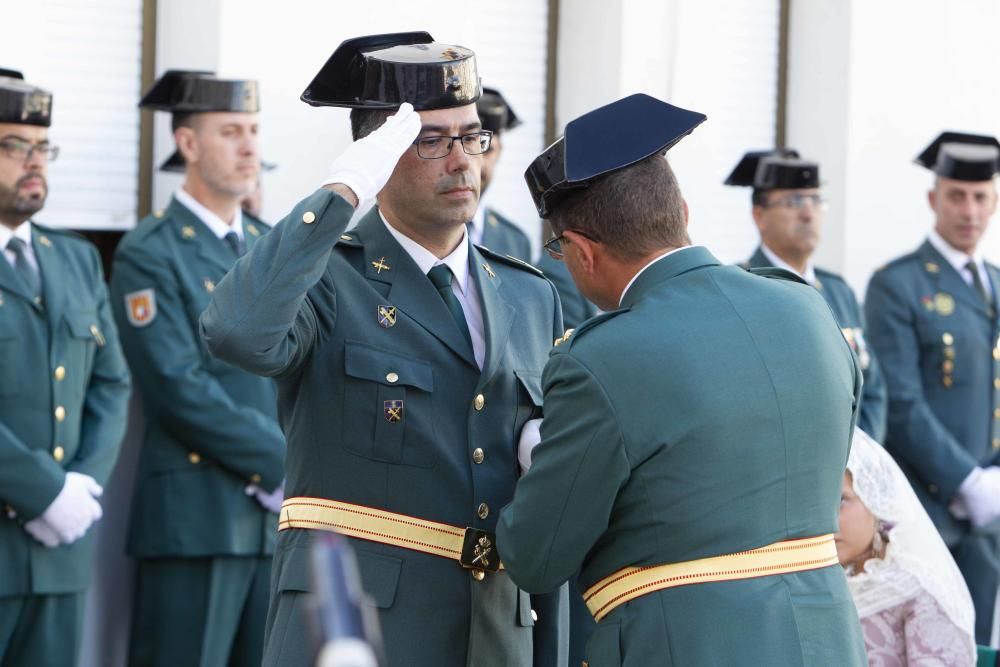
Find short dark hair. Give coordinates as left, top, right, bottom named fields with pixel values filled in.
left=350, top=108, right=394, bottom=141
left=550, top=154, right=689, bottom=260
left=171, top=112, right=197, bottom=132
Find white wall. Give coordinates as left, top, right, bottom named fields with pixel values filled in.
left=788, top=0, right=1000, bottom=296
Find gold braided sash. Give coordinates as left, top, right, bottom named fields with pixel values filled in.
left=584, top=534, right=838, bottom=622
left=279, top=496, right=503, bottom=573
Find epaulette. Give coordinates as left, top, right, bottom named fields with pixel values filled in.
left=334, top=230, right=362, bottom=248
left=744, top=266, right=808, bottom=285
left=551, top=309, right=626, bottom=351
left=476, top=245, right=545, bottom=278
left=30, top=222, right=86, bottom=242
left=874, top=250, right=921, bottom=275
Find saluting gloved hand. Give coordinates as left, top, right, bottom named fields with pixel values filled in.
left=246, top=481, right=284, bottom=514
left=517, top=418, right=543, bottom=475
left=322, top=102, right=422, bottom=210
left=951, top=466, right=1000, bottom=528
left=28, top=472, right=104, bottom=546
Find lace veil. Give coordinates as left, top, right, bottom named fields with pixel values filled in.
left=845, top=428, right=975, bottom=649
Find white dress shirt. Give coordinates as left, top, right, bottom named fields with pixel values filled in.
left=174, top=188, right=244, bottom=242
left=760, top=243, right=818, bottom=285
left=380, top=212, right=486, bottom=369
left=0, top=221, right=37, bottom=272
left=928, top=228, right=993, bottom=299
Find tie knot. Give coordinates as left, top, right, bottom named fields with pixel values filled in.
left=223, top=231, right=244, bottom=256
left=966, top=260, right=978, bottom=273
left=428, top=264, right=454, bottom=289
left=6, top=237, right=26, bottom=254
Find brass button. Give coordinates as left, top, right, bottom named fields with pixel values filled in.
left=531, top=609, right=538, bottom=622
left=386, top=372, right=399, bottom=384
left=472, top=448, right=485, bottom=464
left=944, top=348, right=956, bottom=359
left=942, top=332, right=954, bottom=346
left=994, top=378, right=1000, bottom=390
left=477, top=502, right=489, bottom=519
left=943, top=376, right=953, bottom=388
left=994, top=348, right=1000, bottom=361
left=993, top=438, right=1000, bottom=450
left=302, top=211, right=316, bottom=224
left=250, top=473, right=262, bottom=484
left=54, top=366, right=66, bottom=381
left=54, top=406, right=66, bottom=422
left=53, top=446, right=65, bottom=462
left=994, top=409, right=1000, bottom=419
left=471, top=569, right=485, bottom=581
left=942, top=360, right=954, bottom=373
left=188, top=452, right=201, bottom=464
left=474, top=394, right=485, bottom=411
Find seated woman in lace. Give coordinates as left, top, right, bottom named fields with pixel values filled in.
left=837, top=428, right=976, bottom=666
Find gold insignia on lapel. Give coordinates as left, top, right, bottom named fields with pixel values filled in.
left=483, top=262, right=496, bottom=279
left=378, top=305, right=397, bottom=328
left=553, top=328, right=575, bottom=346
left=154, top=209, right=165, bottom=219
left=37, top=235, right=52, bottom=248
left=203, top=279, right=215, bottom=293
left=934, top=292, right=955, bottom=316
left=487, top=212, right=499, bottom=227
left=247, top=224, right=260, bottom=237
left=182, top=225, right=196, bottom=239
left=340, top=235, right=353, bottom=241
left=371, top=257, right=391, bottom=274
left=925, top=262, right=940, bottom=273
left=814, top=279, right=823, bottom=291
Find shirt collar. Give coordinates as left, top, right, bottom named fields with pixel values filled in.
left=760, top=243, right=817, bottom=285
left=468, top=204, right=486, bottom=245
left=0, top=221, right=31, bottom=250
left=379, top=210, right=472, bottom=296
left=928, top=227, right=985, bottom=274
left=619, top=245, right=697, bottom=306
left=174, top=188, right=244, bottom=241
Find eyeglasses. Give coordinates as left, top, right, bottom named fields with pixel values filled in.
left=762, top=193, right=827, bottom=211
left=412, top=131, right=493, bottom=159
left=542, top=229, right=599, bottom=260
left=0, top=139, right=59, bottom=163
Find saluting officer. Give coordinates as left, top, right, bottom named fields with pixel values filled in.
left=200, top=33, right=564, bottom=667
left=110, top=70, right=285, bottom=666
left=498, top=94, right=867, bottom=665
left=727, top=150, right=888, bottom=441
left=865, top=131, right=1000, bottom=644
left=0, top=69, right=130, bottom=666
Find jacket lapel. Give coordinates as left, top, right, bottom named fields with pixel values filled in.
left=168, top=197, right=237, bottom=274
left=243, top=215, right=266, bottom=252
left=0, top=246, right=35, bottom=308
left=354, top=210, right=478, bottom=368
left=746, top=245, right=772, bottom=269
left=31, top=226, right=66, bottom=324
left=918, top=241, right=992, bottom=320
left=470, top=246, right=514, bottom=385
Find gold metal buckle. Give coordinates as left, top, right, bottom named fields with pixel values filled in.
left=460, top=528, right=501, bottom=573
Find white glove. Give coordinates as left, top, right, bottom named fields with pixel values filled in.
left=517, top=418, right=543, bottom=475
left=24, top=517, right=61, bottom=548
left=246, top=482, right=284, bottom=514
left=322, top=102, right=422, bottom=209
left=37, top=472, right=103, bottom=545
left=951, top=466, right=1000, bottom=527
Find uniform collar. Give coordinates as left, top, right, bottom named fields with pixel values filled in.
left=928, top=227, right=986, bottom=276
left=174, top=187, right=244, bottom=241
left=379, top=210, right=471, bottom=297
left=619, top=245, right=700, bottom=306
left=760, top=242, right=817, bottom=285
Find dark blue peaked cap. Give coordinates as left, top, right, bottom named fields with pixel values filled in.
left=525, top=93, right=706, bottom=218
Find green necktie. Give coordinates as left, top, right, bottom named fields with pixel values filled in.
left=7, top=237, right=40, bottom=299
left=427, top=264, right=473, bottom=349
left=224, top=231, right=246, bottom=257
left=966, top=260, right=994, bottom=317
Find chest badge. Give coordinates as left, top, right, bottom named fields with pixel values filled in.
left=934, top=292, right=955, bottom=316
left=384, top=400, right=404, bottom=423
left=377, top=305, right=397, bottom=328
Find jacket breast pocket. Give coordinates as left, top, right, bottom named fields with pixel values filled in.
left=343, top=339, right=436, bottom=467
left=64, top=309, right=101, bottom=380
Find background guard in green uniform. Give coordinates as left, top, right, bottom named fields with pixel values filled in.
left=201, top=32, right=566, bottom=667
left=0, top=69, right=130, bottom=667
left=726, top=149, right=888, bottom=442
left=499, top=93, right=868, bottom=666
left=110, top=70, right=285, bottom=667
left=865, top=131, right=1000, bottom=645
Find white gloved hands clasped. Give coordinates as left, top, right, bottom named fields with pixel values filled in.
left=950, top=466, right=1000, bottom=528
left=517, top=418, right=543, bottom=475
left=322, top=102, right=422, bottom=209
left=25, top=472, right=103, bottom=547
left=246, top=481, right=284, bottom=514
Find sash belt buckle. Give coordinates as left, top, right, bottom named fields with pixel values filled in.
left=460, top=528, right=501, bottom=573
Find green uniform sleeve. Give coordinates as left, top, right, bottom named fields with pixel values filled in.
left=0, top=423, right=65, bottom=519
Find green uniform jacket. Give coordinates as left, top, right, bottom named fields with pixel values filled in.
left=746, top=246, right=888, bottom=441
left=0, top=224, right=130, bottom=596
left=499, top=247, right=867, bottom=666
left=110, top=198, right=284, bottom=558
left=200, top=190, right=564, bottom=667
left=481, top=207, right=532, bottom=261
left=864, top=240, right=1000, bottom=642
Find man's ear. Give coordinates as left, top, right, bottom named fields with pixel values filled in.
left=927, top=188, right=936, bottom=212
left=563, top=230, right=597, bottom=274
left=175, top=127, right=199, bottom=165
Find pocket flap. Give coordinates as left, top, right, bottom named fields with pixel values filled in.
left=65, top=311, right=99, bottom=339
left=514, top=370, right=543, bottom=406
left=345, top=339, right=434, bottom=391
left=276, top=541, right=403, bottom=611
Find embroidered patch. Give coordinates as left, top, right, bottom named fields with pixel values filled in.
left=125, top=289, right=156, bottom=327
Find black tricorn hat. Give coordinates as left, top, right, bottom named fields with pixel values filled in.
left=0, top=69, right=52, bottom=127
left=753, top=155, right=820, bottom=190
left=916, top=131, right=1000, bottom=182
left=524, top=93, right=706, bottom=218
left=724, top=148, right=800, bottom=186
left=140, top=70, right=260, bottom=113
left=159, top=150, right=276, bottom=173
left=477, top=87, right=521, bottom=134
left=301, top=31, right=482, bottom=110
